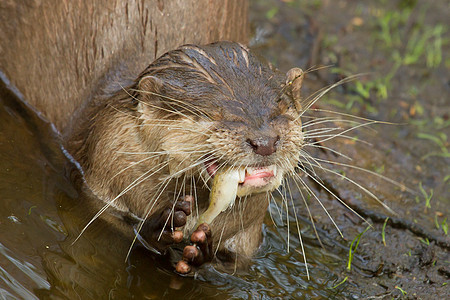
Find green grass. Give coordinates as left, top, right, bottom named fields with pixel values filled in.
left=331, top=276, right=348, bottom=289
left=347, top=226, right=370, bottom=271
left=417, top=132, right=449, bottom=159
left=419, top=237, right=430, bottom=246
left=395, top=285, right=407, bottom=296
left=415, top=182, right=433, bottom=209
left=441, top=217, right=448, bottom=235
left=28, top=205, right=37, bottom=215
left=382, top=217, right=389, bottom=246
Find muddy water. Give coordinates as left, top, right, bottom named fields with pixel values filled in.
left=1, top=0, right=449, bottom=299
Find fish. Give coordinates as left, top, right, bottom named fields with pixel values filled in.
left=197, top=168, right=243, bottom=225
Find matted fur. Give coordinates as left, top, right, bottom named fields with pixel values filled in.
left=66, top=41, right=305, bottom=263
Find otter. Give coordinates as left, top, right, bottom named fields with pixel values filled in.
left=65, top=41, right=305, bottom=274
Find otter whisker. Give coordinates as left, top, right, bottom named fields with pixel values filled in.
left=286, top=178, right=310, bottom=280
left=305, top=120, right=379, bottom=145
left=127, top=175, right=175, bottom=260
left=304, top=135, right=372, bottom=147
left=304, top=144, right=353, bottom=161
left=116, top=147, right=209, bottom=155
left=299, top=165, right=373, bottom=227
left=305, top=133, right=372, bottom=148
left=270, top=193, right=284, bottom=224
left=122, top=83, right=212, bottom=123
left=301, top=118, right=363, bottom=130
left=298, top=74, right=365, bottom=119
left=299, top=159, right=396, bottom=215
left=73, top=159, right=172, bottom=244
left=130, top=152, right=207, bottom=256
left=292, top=173, right=344, bottom=237
left=309, top=108, right=400, bottom=125
left=107, top=104, right=139, bottom=119
left=237, top=196, right=245, bottom=234
left=276, top=182, right=290, bottom=248
left=311, top=157, right=414, bottom=195
left=283, top=180, right=290, bottom=249
left=109, top=154, right=162, bottom=181
left=122, top=84, right=198, bottom=123
left=291, top=178, right=324, bottom=248
left=137, top=98, right=202, bottom=123
left=266, top=191, right=277, bottom=228
left=303, top=64, right=334, bottom=75
left=135, top=123, right=212, bottom=136
left=112, top=147, right=206, bottom=176
left=301, top=116, right=341, bottom=126
left=213, top=209, right=233, bottom=257
left=190, top=175, right=199, bottom=220
left=134, top=89, right=213, bottom=121
left=302, top=127, right=342, bottom=135
left=298, top=150, right=321, bottom=178
left=157, top=174, right=187, bottom=241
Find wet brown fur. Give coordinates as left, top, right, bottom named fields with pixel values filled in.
left=66, top=42, right=305, bottom=264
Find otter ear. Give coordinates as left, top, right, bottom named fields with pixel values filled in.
left=285, top=68, right=304, bottom=112
left=138, top=75, right=164, bottom=98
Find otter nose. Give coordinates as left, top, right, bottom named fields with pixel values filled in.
left=247, top=136, right=279, bottom=156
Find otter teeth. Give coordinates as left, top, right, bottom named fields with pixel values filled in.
left=268, top=165, right=277, bottom=177
left=238, top=168, right=246, bottom=183
left=205, top=162, right=277, bottom=182
left=245, top=165, right=277, bottom=177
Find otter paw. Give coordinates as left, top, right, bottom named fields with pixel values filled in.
left=175, top=223, right=212, bottom=274
left=139, top=195, right=193, bottom=252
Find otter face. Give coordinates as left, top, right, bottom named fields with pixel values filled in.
left=136, top=42, right=305, bottom=198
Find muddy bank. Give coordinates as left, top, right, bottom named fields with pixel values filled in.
left=251, top=0, right=449, bottom=298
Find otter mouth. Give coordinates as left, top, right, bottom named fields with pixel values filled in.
left=205, top=160, right=279, bottom=192
left=198, top=160, right=282, bottom=225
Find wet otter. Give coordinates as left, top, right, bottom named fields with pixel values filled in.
left=66, top=41, right=305, bottom=273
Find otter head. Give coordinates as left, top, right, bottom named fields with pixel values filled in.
left=135, top=41, right=305, bottom=197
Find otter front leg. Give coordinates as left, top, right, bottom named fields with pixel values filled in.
left=138, top=196, right=193, bottom=253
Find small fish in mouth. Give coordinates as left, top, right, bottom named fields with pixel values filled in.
left=198, top=163, right=281, bottom=225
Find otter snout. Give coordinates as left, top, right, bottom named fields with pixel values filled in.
left=246, top=135, right=280, bottom=156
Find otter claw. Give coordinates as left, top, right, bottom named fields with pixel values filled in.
left=176, top=223, right=212, bottom=274
left=175, top=260, right=191, bottom=274
left=139, top=195, right=193, bottom=252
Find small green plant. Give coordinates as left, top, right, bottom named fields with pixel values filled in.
left=331, top=276, right=348, bottom=289
left=403, top=25, right=444, bottom=67
left=371, top=5, right=446, bottom=105
left=417, top=132, right=449, bottom=159
left=395, top=286, right=407, bottom=296
left=415, top=182, right=433, bottom=210
left=442, top=217, right=448, bottom=235
left=265, top=7, right=278, bottom=20
left=382, top=217, right=389, bottom=246
left=435, top=214, right=440, bottom=229
left=28, top=205, right=37, bottom=215
left=353, top=79, right=389, bottom=102
left=444, top=175, right=450, bottom=183
left=419, top=237, right=430, bottom=246
left=347, top=226, right=370, bottom=271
